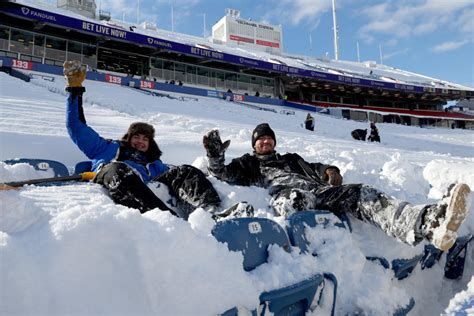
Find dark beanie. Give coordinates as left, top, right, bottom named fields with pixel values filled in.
left=122, top=122, right=155, bottom=142
left=252, top=123, right=276, bottom=148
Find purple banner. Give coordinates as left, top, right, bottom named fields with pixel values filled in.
left=2, top=2, right=425, bottom=92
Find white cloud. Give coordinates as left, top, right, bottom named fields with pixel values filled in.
left=432, top=40, right=469, bottom=52
left=261, top=0, right=334, bottom=26
left=455, top=8, right=474, bottom=37
left=98, top=0, right=200, bottom=28
left=383, top=48, right=409, bottom=60
left=358, top=0, right=473, bottom=41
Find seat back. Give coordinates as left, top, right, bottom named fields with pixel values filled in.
left=3, top=158, right=69, bottom=177
left=259, top=273, right=325, bottom=316
left=287, top=211, right=346, bottom=254
left=212, top=217, right=290, bottom=272
left=73, top=161, right=92, bottom=175
left=213, top=217, right=338, bottom=316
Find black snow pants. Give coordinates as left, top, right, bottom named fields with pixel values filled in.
left=155, top=164, right=221, bottom=219
left=94, top=162, right=220, bottom=219
left=271, top=184, right=425, bottom=246
left=94, top=162, right=177, bottom=215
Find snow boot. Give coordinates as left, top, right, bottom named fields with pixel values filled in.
left=422, top=183, right=471, bottom=252
left=212, top=201, right=255, bottom=220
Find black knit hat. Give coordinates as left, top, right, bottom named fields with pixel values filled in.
left=252, top=123, right=276, bottom=148
left=122, top=122, right=155, bottom=142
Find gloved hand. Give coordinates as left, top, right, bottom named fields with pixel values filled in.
left=63, top=60, right=86, bottom=88
left=325, top=168, right=343, bottom=186
left=203, top=129, right=230, bottom=158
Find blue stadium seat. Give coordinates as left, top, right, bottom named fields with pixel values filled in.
left=287, top=210, right=414, bottom=315
left=73, top=161, right=92, bottom=175
left=287, top=210, right=346, bottom=254
left=3, top=158, right=69, bottom=177
left=212, top=217, right=290, bottom=271
left=212, top=217, right=332, bottom=315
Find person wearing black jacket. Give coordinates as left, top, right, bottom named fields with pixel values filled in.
left=304, top=113, right=315, bottom=131
left=202, top=123, right=470, bottom=251
left=368, top=122, right=380, bottom=142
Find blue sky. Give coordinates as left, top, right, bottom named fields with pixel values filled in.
left=44, top=0, right=474, bottom=88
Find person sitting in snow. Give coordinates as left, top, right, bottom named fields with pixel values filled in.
left=63, top=61, right=220, bottom=219
left=367, top=122, right=380, bottom=142
left=304, top=113, right=315, bottom=131
left=351, top=129, right=367, bottom=141
left=202, top=123, right=471, bottom=252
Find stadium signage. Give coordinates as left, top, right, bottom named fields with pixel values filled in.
left=239, top=58, right=259, bottom=67
left=229, top=34, right=255, bottom=44
left=256, top=39, right=280, bottom=48
left=338, top=76, right=361, bottom=84
left=20, top=6, right=57, bottom=22
left=140, top=80, right=154, bottom=89
left=82, top=22, right=127, bottom=39
left=12, top=59, right=32, bottom=70
left=2, top=3, right=424, bottom=93
left=272, top=64, right=299, bottom=74
left=190, top=47, right=224, bottom=60
left=105, top=74, right=122, bottom=84
left=235, top=19, right=275, bottom=31
left=146, top=38, right=173, bottom=49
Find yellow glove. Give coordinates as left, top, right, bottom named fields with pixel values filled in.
left=63, top=60, right=86, bottom=88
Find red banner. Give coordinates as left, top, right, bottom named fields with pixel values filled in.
left=229, top=35, right=254, bottom=44
left=233, top=94, right=244, bottom=101
left=105, top=74, right=122, bottom=85
left=256, top=40, right=280, bottom=48
left=140, top=80, right=154, bottom=89
left=12, top=59, right=32, bottom=70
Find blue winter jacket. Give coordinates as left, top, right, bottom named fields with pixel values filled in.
left=66, top=93, right=169, bottom=182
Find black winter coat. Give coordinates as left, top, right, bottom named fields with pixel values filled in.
left=208, top=151, right=337, bottom=189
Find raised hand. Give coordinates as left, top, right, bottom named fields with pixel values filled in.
left=203, top=129, right=230, bottom=158
left=63, top=60, right=87, bottom=88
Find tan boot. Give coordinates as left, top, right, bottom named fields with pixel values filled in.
left=423, top=183, right=471, bottom=251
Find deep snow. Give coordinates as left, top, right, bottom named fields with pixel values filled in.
left=0, top=72, right=473, bottom=315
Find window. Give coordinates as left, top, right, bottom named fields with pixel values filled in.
left=67, top=41, right=82, bottom=62
left=175, top=62, right=185, bottom=82
left=0, top=26, right=9, bottom=51
left=197, top=67, right=209, bottom=86
left=10, top=29, right=33, bottom=55
left=186, top=65, right=196, bottom=84
left=328, top=95, right=341, bottom=103
left=214, top=70, right=225, bottom=89
left=151, top=58, right=163, bottom=69
left=82, top=43, right=96, bottom=68
left=163, top=60, right=174, bottom=80
left=45, top=37, right=66, bottom=61
left=33, top=35, right=45, bottom=58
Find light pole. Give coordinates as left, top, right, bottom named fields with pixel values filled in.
left=203, top=13, right=206, bottom=38
left=136, top=0, right=140, bottom=24
left=331, top=0, right=340, bottom=60
left=379, top=43, right=383, bottom=64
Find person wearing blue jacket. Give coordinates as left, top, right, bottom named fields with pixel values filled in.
left=64, top=61, right=220, bottom=217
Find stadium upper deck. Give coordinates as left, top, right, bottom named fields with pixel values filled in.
left=1, top=0, right=473, bottom=128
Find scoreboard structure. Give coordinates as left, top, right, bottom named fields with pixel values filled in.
left=212, top=9, right=282, bottom=54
